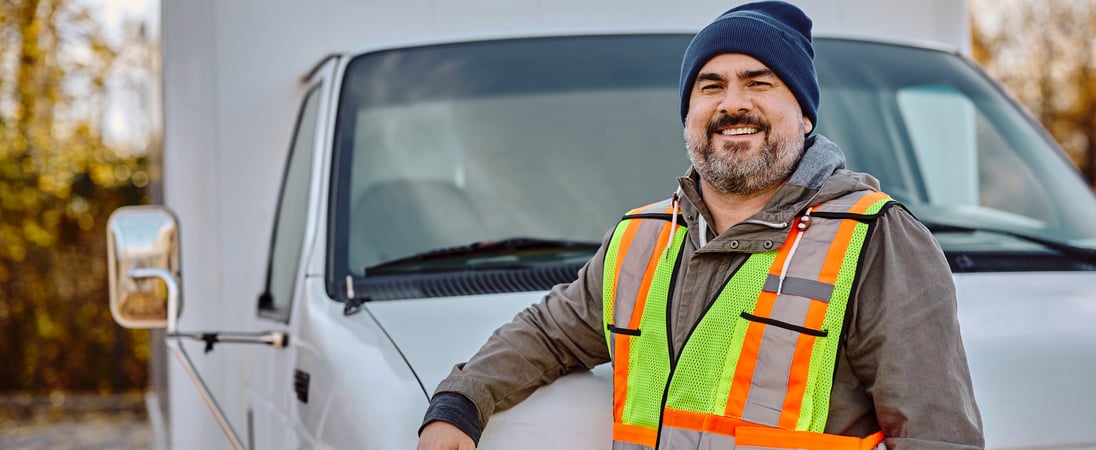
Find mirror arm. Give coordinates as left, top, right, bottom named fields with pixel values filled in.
left=129, top=268, right=287, bottom=450
left=170, top=331, right=290, bottom=353
left=129, top=267, right=181, bottom=333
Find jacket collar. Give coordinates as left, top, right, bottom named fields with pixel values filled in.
left=674, top=135, right=879, bottom=252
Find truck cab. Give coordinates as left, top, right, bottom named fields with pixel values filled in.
left=107, top=2, right=1096, bottom=449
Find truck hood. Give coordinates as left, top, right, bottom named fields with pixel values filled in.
left=365, top=291, right=611, bottom=449
left=955, top=271, right=1096, bottom=450
left=367, top=272, right=1096, bottom=450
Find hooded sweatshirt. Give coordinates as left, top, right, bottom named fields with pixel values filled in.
left=424, top=135, right=984, bottom=449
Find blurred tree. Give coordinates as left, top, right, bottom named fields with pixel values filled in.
left=0, top=0, right=154, bottom=393
left=971, top=0, right=1096, bottom=189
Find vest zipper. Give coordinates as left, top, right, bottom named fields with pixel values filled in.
left=653, top=252, right=748, bottom=449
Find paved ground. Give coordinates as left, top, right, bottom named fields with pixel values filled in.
left=0, top=394, right=151, bottom=450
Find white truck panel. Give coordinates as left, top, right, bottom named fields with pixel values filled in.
left=161, top=1, right=973, bottom=448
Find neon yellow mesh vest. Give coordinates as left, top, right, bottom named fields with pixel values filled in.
left=602, top=190, right=894, bottom=450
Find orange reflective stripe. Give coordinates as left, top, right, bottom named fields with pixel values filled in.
left=661, top=409, right=885, bottom=448
left=860, top=431, right=886, bottom=450
left=613, top=422, right=657, bottom=447
left=725, top=221, right=803, bottom=418
left=613, top=331, right=631, bottom=422
left=737, top=426, right=883, bottom=450
left=613, top=219, right=643, bottom=290
left=662, top=408, right=751, bottom=437
left=819, top=191, right=888, bottom=283
left=613, top=217, right=677, bottom=423
left=630, top=222, right=675, bottom=329
left=848, top=192, right=890, bottom=214
left=609, top=218, right=641, bottom=423
left=778, top=297, right=829, bottom=429
left=724, top=290, right=772, bottom=418
left=818, top=216, right=858, bottom=284
left=781, top=194, right=884, bottom=426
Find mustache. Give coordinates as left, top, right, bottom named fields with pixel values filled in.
left=706, top=113, right=771, bottom=135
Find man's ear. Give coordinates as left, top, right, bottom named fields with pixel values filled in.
left=803, top=116, right=814, bottom=134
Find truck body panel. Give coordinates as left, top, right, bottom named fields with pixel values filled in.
left=144, top=1, right=1096, bottom=449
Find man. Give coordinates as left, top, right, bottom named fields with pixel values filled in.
left=418, top=2, right=984, bottom=449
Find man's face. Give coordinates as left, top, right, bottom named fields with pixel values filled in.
left=683, top=53, right=813, bottom=195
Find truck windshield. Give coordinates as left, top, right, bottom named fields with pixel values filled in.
left=330, top=35, right=1096, bottom=287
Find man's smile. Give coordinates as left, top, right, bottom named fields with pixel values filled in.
left=718, top=126, right=761, bottom=136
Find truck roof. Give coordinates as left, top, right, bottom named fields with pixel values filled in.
left=313, top=1, right=968, bottom=61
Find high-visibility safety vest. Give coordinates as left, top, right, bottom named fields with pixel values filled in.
left=602, top=190, right=896, bottom=450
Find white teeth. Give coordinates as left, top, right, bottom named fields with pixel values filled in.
left=720, top=127, right=758, bottom=136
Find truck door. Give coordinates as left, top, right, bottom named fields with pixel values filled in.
left=248, top=56, right=338, bottom=450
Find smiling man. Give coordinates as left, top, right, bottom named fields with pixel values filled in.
left=418, top=2, right=984, bottom=449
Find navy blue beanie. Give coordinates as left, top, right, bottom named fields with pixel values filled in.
left=679, top=1, right=819, bottom=131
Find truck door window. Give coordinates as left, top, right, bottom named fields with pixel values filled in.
left=815, top=38, right=1096, bottom=249
left=259, top=85, right=321, bottom=320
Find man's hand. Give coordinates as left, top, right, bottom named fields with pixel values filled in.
left=417, top=421, right=476, bottom=450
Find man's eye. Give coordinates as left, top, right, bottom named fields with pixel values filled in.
left=749, top=80, right=772, bottom=88
left=700, top=84, right=722, bottom=92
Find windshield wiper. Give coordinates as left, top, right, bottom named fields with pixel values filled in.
left=924, top=222, right=1096, bottom=264
left=364, top=237, right=601, bottom=274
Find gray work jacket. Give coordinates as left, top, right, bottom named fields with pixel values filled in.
left=430, top=135, right=985, bottom=449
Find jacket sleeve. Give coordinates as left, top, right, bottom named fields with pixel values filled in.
left=428, top=232, right=614, bottom=430
left=847, top=205, right=985, bottom=449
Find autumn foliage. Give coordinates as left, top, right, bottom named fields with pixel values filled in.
left=971, top=0, right=1096, bottom=189
left=0, top=0, right=153, bottom=393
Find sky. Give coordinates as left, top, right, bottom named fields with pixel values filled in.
left=79, top=0, right=160, bottom=154
left=94, top=0, right=157, bottom=37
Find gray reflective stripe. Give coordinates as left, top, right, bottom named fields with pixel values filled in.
left=784, top=211, right=843, bottom=283
left=659, top=425, right=703, bottom=449
left=612, top=441, right=654, bottom=450
left=611, top=198, right=676, bottom=332
left=637, top=198, right=674, bottom=214
left=655, top=426, right=738, bottom=450
left=761, top=275, right=834, bottom=302
left=613, top=218, right=666, bottom=330
left=812, top=189, right=876, bottom=213
left=700, top=432, right=738, bottom=450
left=741, top=325, right=799, bottom=426
left=741, top=192, right=867, bottom=427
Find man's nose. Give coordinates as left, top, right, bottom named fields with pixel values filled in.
left=717, top=87, right=752, bottom=115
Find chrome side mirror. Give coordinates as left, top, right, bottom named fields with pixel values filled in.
left=107, top=205, right=181, bottom=329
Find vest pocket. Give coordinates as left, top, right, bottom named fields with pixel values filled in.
left=607, top=324, right=641, bottom=336
left=740, top=311, right=828, bottom=337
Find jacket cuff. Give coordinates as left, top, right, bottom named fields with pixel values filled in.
left=435, top=372, right=495, bottom=428
left=419, top=392, right=483, bottom=445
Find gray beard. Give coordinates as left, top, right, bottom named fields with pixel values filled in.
left=686, top=128, right=805, bottom=195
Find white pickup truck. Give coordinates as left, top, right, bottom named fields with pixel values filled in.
left=106, top=0, right=1096, bottom=449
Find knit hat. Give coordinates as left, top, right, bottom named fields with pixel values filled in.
left=679, top=1, right=819, bottom=131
